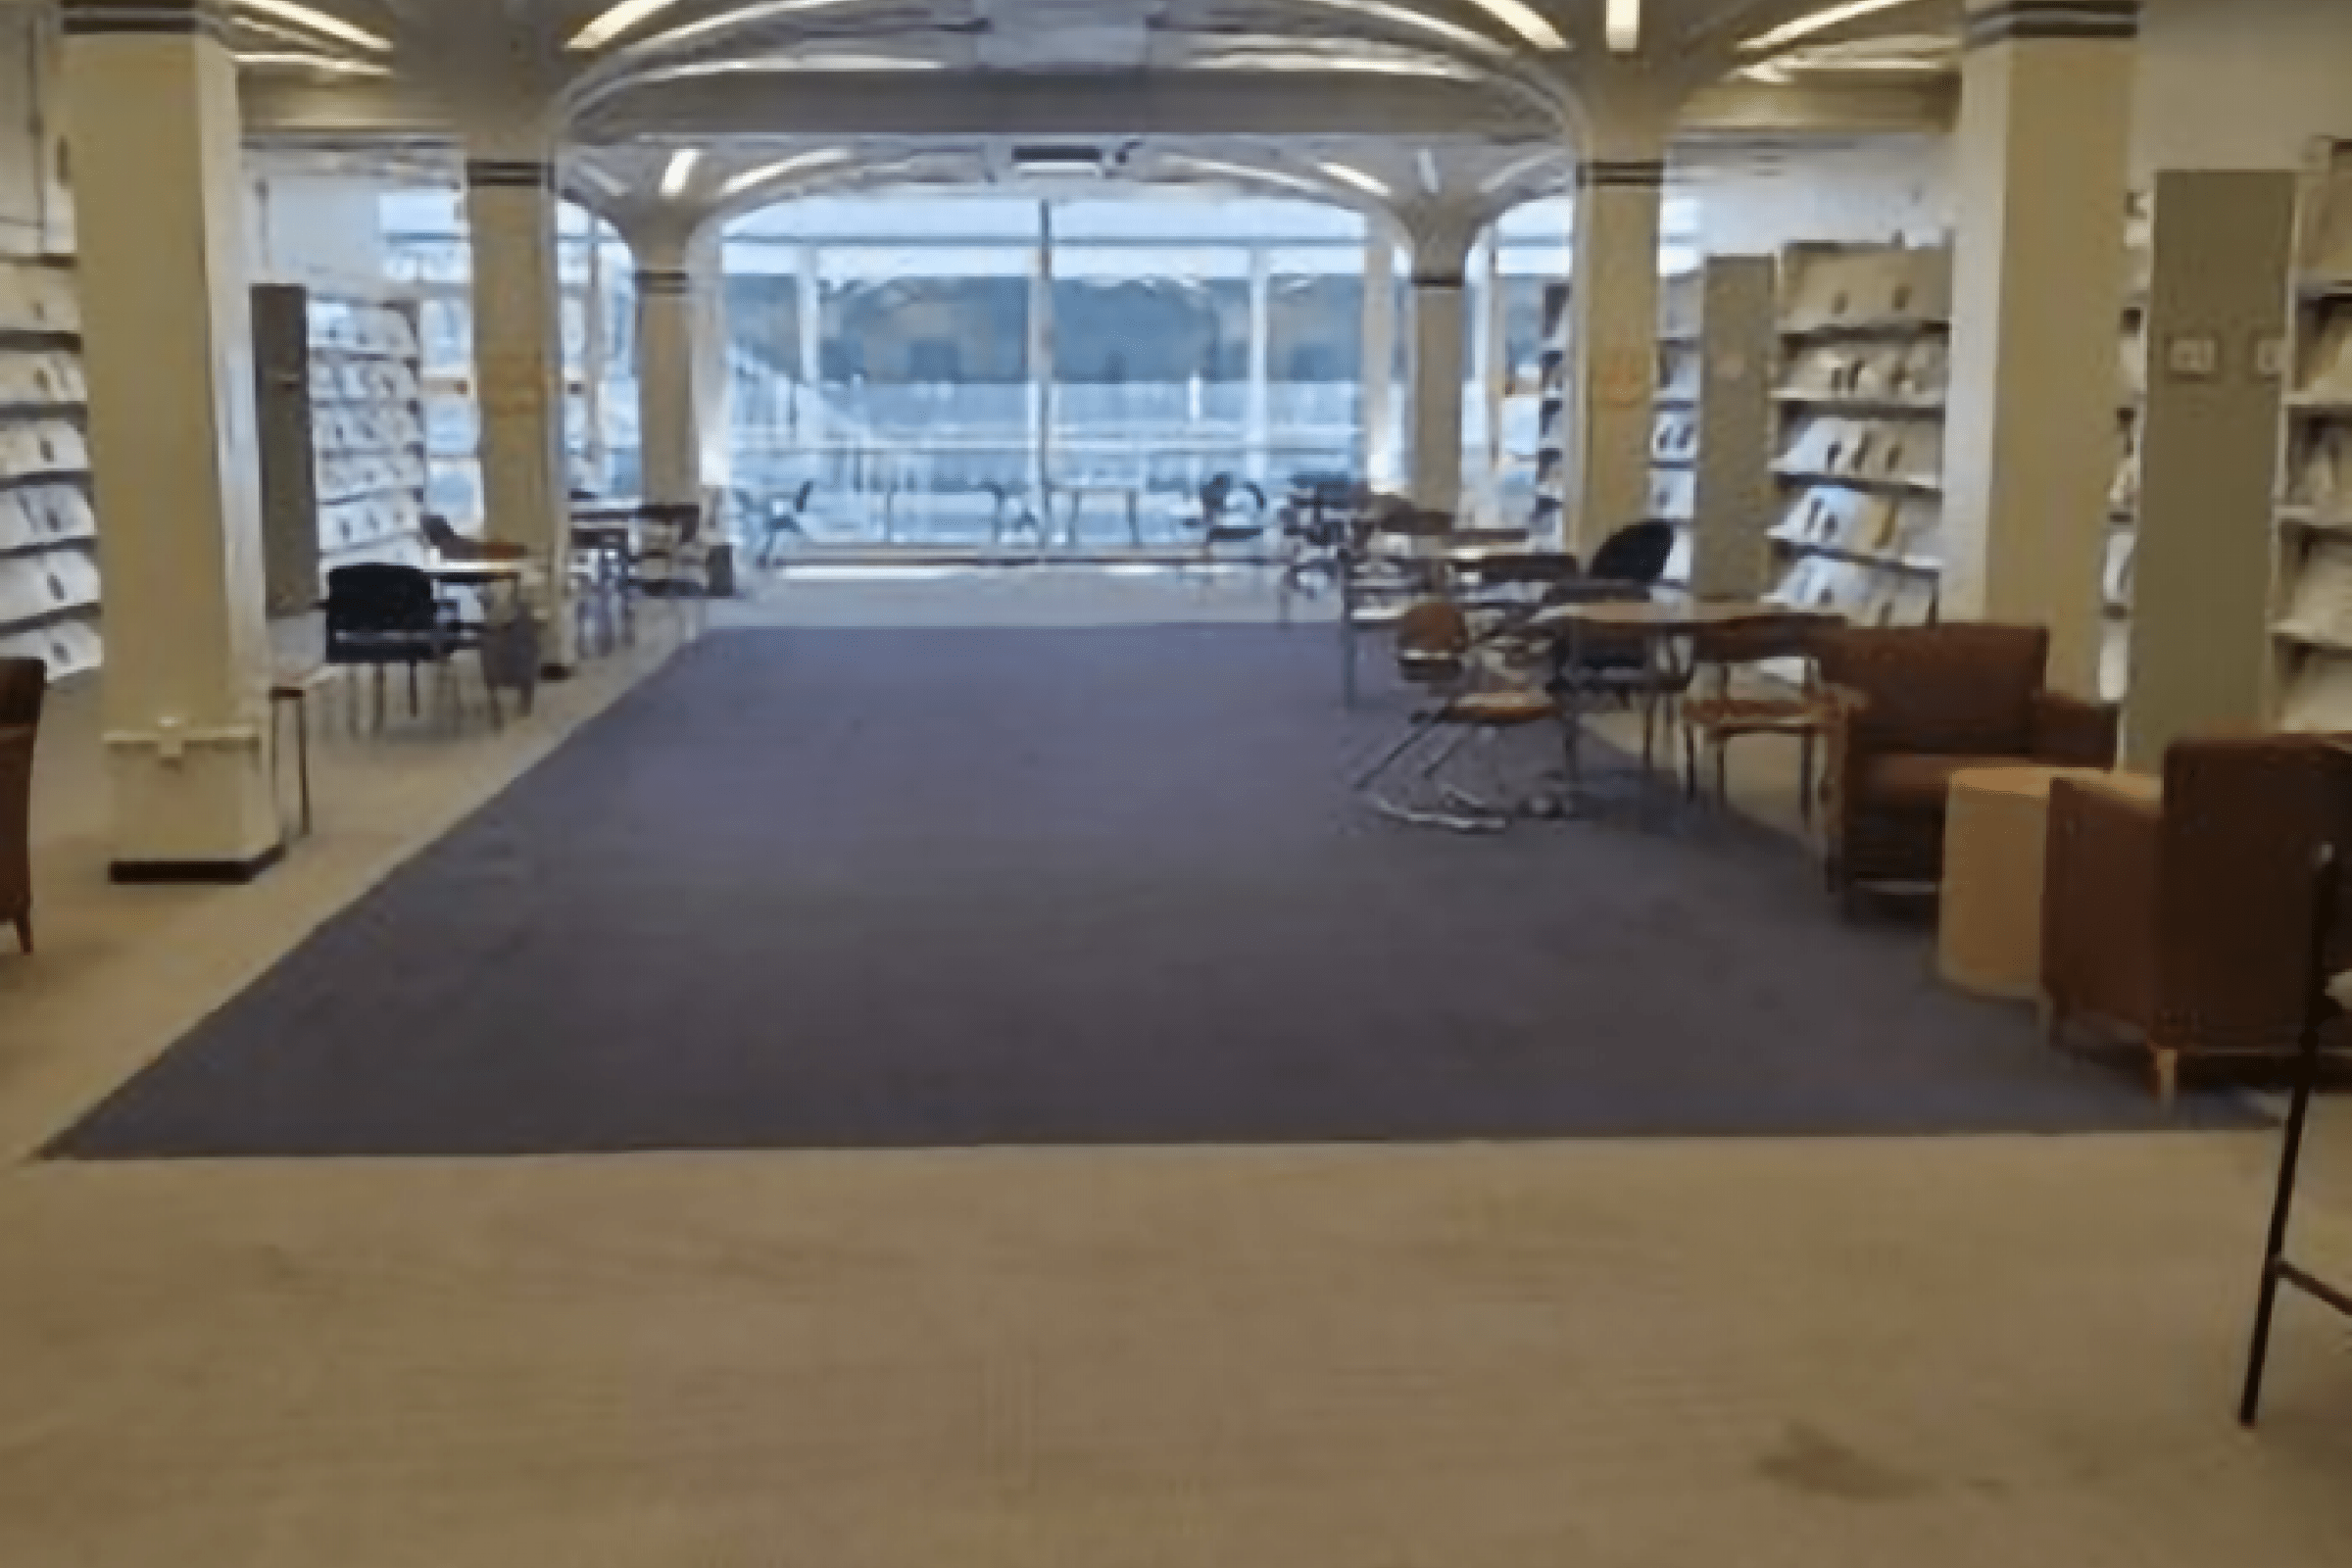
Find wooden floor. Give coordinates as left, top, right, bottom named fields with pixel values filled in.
left=3, top=573, right=2350, bottom=1566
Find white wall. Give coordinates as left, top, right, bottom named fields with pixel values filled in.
left=1687, top=136, right=1954, bottom=258
left=2134, top=0, right=2352, bottom=175
left=0, top=6, right=70, bottom=258
left=246, top=171, right=388, bottom=288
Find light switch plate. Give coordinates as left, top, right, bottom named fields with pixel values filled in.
left=2168, top=335, right=2220, bottom=379
left=2255, top=335, right=2289, bottom=380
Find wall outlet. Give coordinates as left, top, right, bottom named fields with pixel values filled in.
left=2167, top=335, right=2220, bottom=379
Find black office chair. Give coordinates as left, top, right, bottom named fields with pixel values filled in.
left=1541, top=518, right=1686, bottom=713
left=1181, top=473, right=1270, bottom=561
left=1584, top=518, right=1680, bottom=588
left=759, top=480, right=816, bottom=566
left=323, top=563, right=462, bottom=731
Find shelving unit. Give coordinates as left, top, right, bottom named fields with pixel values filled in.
left=2103, top=213, right=2152, bottom=706
left=1650, top=257, right=1775, bottom=597
left=1533, top=280, right=1571, bottom=538
left=252, top=284, right=429, bottom=616
left=0, top=255, right=99, bottom=679
left=2276, top=146, right=2352, bottom=733
left=1763, top=243, right=1952, bottom=628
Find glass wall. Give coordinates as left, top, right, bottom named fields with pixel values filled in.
left=722, top=193, right=1379, bottom=551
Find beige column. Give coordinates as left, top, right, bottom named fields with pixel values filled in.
left=464, top=150, right=575, bottom=671
left=1360, top=231, right=1398, bottom=487
left=1246, top=245, right=1273, bottom=484
left=64, top=0, right=278, bottom=880
left=1406, top=224, right=1474, bottom=515
left=689, top=233, right=732, bottom=493
left=1476, top=238, right=1509, bottom=506
left=1941, top=0, right=2139, bottom=696
left=1568, top=150, right=1667, bottom=557
left=631, top=231, right=702, bottom=509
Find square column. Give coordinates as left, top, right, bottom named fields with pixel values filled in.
left=1941, top=0, right=2139, bottom=695
left=1408, top=266, right=1469, bottom=515
left=464, top=154, right=575, bottom=671
left=63, top=0, right=279, bottom=880
left=1247, top=245, right=1272, bottom=485
left=690, top=236, right=732, bottom=493
left=1475, top=240, right=1508, bottom=509
left=632, top=238, right=702, bottom=509
left=1360, top=233, right=1399, bottom=486
left=1568, top=156, right=1667, bottom=557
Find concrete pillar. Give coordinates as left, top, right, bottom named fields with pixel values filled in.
left=1361, top=233, right=1399, bottom=486
left=1247, top=245, right=1273, bottom=484
left=1942, top=0, right=2139, bottom=696
left=1474, top=237, right=1508, bottom=513
left=465, top=147, right=575, bottom=670
left=63, top=0, right=279, bottom=880
left=796, top=242, right=823, bottom=458
left=632, top=230, right=702, bottom=509
left=1408, top=241, right=1471, bottom=515
left=1568, top=148, right=1667, bottom=557
left=690, top=235, right=732, bottom=494
left=1028, top=201, right=1054, bottom=500
left=581, top=226, right=608, bottom=484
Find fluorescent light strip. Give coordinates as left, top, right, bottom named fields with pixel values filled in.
left=1289, top=0, right=1514, bottom=58
left=626, top=0, right=871, bottom=53
left=1605, top=0, right=1640, bottom=52
left=233, top=50, right=388, bottom=75
left=661, top=148, right=704, bottom=197
left=1463, top=0, right=1567, bottom=51
left=1163, top=158, right=1330, bottom=198
left=236, top=0, right=391, bottom=53
left=567, top=0, right=689, bottom=52
left=1193, top=51, right=1480, bottom=80
left=1740, top=0, right=1930, bottom=54
left=719, top=148, right=853, bottom=200
left=1317, top=161, right=1396, bottom=202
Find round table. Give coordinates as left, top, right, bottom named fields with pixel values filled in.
left=1938, top=765, right=2157, bottom=1000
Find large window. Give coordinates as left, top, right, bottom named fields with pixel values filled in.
left=722, top=193, right=1381, bottom=550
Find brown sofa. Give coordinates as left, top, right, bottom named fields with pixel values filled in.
left=1815, top=623, right=2118, bottom=904
left=0, top=657, right=45, bottom=954
left=2042, top=735, right=2352, bottom=1102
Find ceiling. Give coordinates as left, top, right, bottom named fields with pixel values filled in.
left=220, top=1, right=1963, bottom=216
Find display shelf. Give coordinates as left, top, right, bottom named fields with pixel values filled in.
left=2102, top=227, right=2150, bottom=705
left=2279, top=144, right=2352, bottom=731
left=253, top=284, right=430, bottom=615
left=0, top=256, right=96, bottom=677
left=1768, top=244, right=1951, bottom=629
left=1533, top=280, right=1571, bottom=532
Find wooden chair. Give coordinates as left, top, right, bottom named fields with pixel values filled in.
left=0, top=657, right=48, bottom=954
left=1678, top=612, right=1845, bottom=824
left=1355, top=600, right=1560, bottom=832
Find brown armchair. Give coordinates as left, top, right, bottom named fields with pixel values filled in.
left=2042, top=736, right=2352, bottom=1102
left=1815, top=623, right=2118, bottom=903
left=0, top=657, right=47, bottom=955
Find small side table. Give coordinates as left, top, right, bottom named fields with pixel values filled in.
left=269, top=667, right=338, bottom=839
left=1938, top=765, right=2159, bottom=1000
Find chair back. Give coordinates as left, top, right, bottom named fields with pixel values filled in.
left=1588, top=520, right=1678, bottom=586
left=2149, top=738, right=2352, bottom=1048
left=1395, top=600, right=1471, bottom=684
left=1, top=659, right=45, bottom=929
left=1813, top=621, right=2049, bottom=757
left=421, top=513, right=461, bottom=553
left=793, top=479, right=815, bottom=512
left=325, top=564, right=441, bottom=640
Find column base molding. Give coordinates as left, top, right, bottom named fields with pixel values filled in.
left=110, top=841, right=285, bottom=887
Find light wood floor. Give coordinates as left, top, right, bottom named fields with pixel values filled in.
left=4, top=577, right=2351, bottom=1566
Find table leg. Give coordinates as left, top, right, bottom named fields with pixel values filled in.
left=1341, top=551, right=1360, bottom=708
left=295, top=692, right=313, bottom=837
left=1126, top=489, right=1143, bottom=548
left=1561, top=619, right=1587, bottom=804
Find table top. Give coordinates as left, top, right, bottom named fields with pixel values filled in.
left=423, top=558, right=530, bottom=581
left=1531, top=599, right=1787, bottom=634
left=1947, top=764, right=2160, bottom=804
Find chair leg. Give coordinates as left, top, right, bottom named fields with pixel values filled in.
left=1797, top=733, right=1818, bottom=829
left=408, top=662, right=420, bottom=718
left=10, top=912, right=28, bottom=955
left=1682, top=724, right=1699, bottom=804
left=1714, top=738, right=1730, bottom=811
left=2153, top=1047, right=2181, bottom=1109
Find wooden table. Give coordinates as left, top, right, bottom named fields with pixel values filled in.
left=1937, top=765, right=2161, bottom=1001
left=1531, top=598, right=1789, bottom=808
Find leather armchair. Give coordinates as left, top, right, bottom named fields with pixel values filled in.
left=2042, top=736, right=2352, bottom=1102
left=0, top=657, right=46, bottom=955
left=1815, top=623, right=2118, bottom=903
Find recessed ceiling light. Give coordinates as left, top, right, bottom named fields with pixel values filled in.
left=1605, top=0, right=1640, bottom=52
left=661, top=148, right=703, bottom=197
left=1163, top=158, right=1330, bottom=198
left=1317, top=161, right=1396, bottom=201
left=236, top=1, right=391, bottom=53
left=620, top=0, right=871, bottom=53
left=1740, top=0, right=1930, bottom=54
left=1192, top=50, right=1481, bottom=80
left=1288, top=0, right=1513, bottom=57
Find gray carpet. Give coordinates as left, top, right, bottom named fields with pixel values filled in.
left=54, top=626, right=2246, bottom=1158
